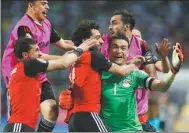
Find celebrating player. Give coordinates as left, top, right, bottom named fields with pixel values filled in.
left=100, top=34, right=183, bottom=132
left=3, top=37, right=96, bottom=132
left=132, top=28, right=171, bottom=130
left=63, top=20, right=137, bottom=132
left=1, top=0, right=75, bottom=131
left=100, top=9, right=172, bottom=131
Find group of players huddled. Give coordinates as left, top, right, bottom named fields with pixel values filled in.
left=2, top=0, right=184, bottom=132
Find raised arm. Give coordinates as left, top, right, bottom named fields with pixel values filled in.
left=46, top=38, right=96, bottom=71
left=141, top=40, right=157, bottom=78
left=147, top=43, right=183, bottom=92
left=49, top=27, right=76, bottom=50
left=154, top=38, right=171, bottom=73
left=108, top=63, right=136, bottom=76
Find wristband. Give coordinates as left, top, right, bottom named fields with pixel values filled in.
left=73, top=48, right=83, bottom=57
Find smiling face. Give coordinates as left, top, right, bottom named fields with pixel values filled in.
left=108, top=38, right=129, bottom=65
left=28, top=0, right=49, bottom=22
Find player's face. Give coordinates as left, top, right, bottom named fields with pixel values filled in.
left=30, top=0, right=49, bottom=21
left=27, top=44, right=40, bottom=59
left=90, top=29, right=104, bottom=50
left=109, top=15, right=126, bottom=36
left=132, top=29, right=142, bottom=39
left=109, top=39, right=129, bottom=65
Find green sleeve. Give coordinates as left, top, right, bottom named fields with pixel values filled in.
left=133, top=69, right=149, bottom=88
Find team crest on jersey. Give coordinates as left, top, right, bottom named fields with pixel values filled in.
left=10, top=67, right=17, bottom=75
left=122, top=79, right=131, bottom=88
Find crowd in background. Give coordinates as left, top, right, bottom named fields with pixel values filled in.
left=1, top=1, right=189, bottom=132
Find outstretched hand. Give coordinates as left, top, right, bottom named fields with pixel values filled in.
left=155, top=38, right=171, bottom=58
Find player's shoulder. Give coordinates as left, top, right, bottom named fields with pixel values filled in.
left=16, top=15, right=32, bottom=25
left=131, top=68, right=145, bottom=75
left=101, top=71, right=112, bottom=80
left=43, top=19, right=51, bottom=27
left=133, top=35, right=144, bottom=42
left=134, top=35, right=150, bottom=50
left=13, top=15, right=33, bottom=30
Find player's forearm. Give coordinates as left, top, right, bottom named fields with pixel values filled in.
left=109, top=63, right=136, bottom=76
left=159, top=56, right=170, bottom=73
left=59, top=53, right=78, bottom=68
left=46, top=49, right=82, bottom=71
left=151, top=70, right=176, bottom=92
left=47, top=53, right=78, bottom=71
left=39, top=53, right=62, bottom=60
left=54, top=38, right=76, bottom=50
left=144, top=64, right=157, bottom=78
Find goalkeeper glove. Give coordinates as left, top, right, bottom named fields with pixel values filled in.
left=171, top=43, right=184, bottom=74
left=59, top=89, right=74, bottom=110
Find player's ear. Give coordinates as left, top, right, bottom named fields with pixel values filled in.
left=22, top=52, right=29, bottom=59
left=28, top=2, right=34, bottom=9
left=124, top=24, right=130, bottom=31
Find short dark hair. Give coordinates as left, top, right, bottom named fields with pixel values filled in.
left=25, top=0, right=37, bottom=11
left=113, top=8, right=135, bottom=30
left=27, top=0, right=37, bottom=3
left=109, top=34, right=129, bottom=48
left=14, top=38, right=37, bottom=59
left=72, top=20, right=99, bottom=47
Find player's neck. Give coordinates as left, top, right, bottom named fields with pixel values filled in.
left=125, top=31, right=133, bottom=45
left=26, top=12, right=42, bottom=24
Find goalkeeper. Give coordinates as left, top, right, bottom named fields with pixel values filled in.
left=59, top=34, right=183, bottom=132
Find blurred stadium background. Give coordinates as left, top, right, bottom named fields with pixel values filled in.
left=1, top=1, right=189, bottom=132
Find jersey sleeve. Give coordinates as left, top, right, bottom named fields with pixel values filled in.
left=152, top=54, right=160, bottom=63
left=134, top=69, right=149, bottom=88
left=50, top=27, right=61, bottom=43
left=91, top=51, right=112, bottom=72
left=141, top=41, right=154, bottom=65
left=134, top=69, right=155, bottom=91
left=23, top=59, right=49, bottom=77
left=17, top=26, right=33, bottom=38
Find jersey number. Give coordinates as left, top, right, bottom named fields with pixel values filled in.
left=114, top=83, right=117, bottom=95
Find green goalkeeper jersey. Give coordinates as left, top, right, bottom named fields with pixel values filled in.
left=101, top=69, right=150, bottom=132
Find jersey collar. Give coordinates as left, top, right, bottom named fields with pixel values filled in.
left=25, top=14, right=44, bottom=31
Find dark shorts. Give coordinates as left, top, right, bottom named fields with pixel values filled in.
left=3, top=123, right=35, bottom=132
left=68, top=112, right=110, bottom=132
left=142, top=122, right=157, bottom=132
left=40, top=81, right=56, bottom=103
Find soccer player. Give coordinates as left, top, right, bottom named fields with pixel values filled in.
left=100, top=9, right=171, bottom=131
left=1, top=0, right=75, bottom=131
left=100, top=34, right=183, bottom=132
left=132, top=28, right=171, bottom=130
left=3, top=37, right=96, bottom=132
left=132, top=28, right=170, bottom=73
left=63, top=20, right=136, bottom=132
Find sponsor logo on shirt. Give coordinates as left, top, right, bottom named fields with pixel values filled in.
left=122, top=79, right=131, bottom=88
left=38, top=41, right=50, bottom=49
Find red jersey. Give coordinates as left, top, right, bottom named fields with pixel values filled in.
left=65, top=50, right=112, bottom=123
left=7, top=59, right=48, bottom=129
